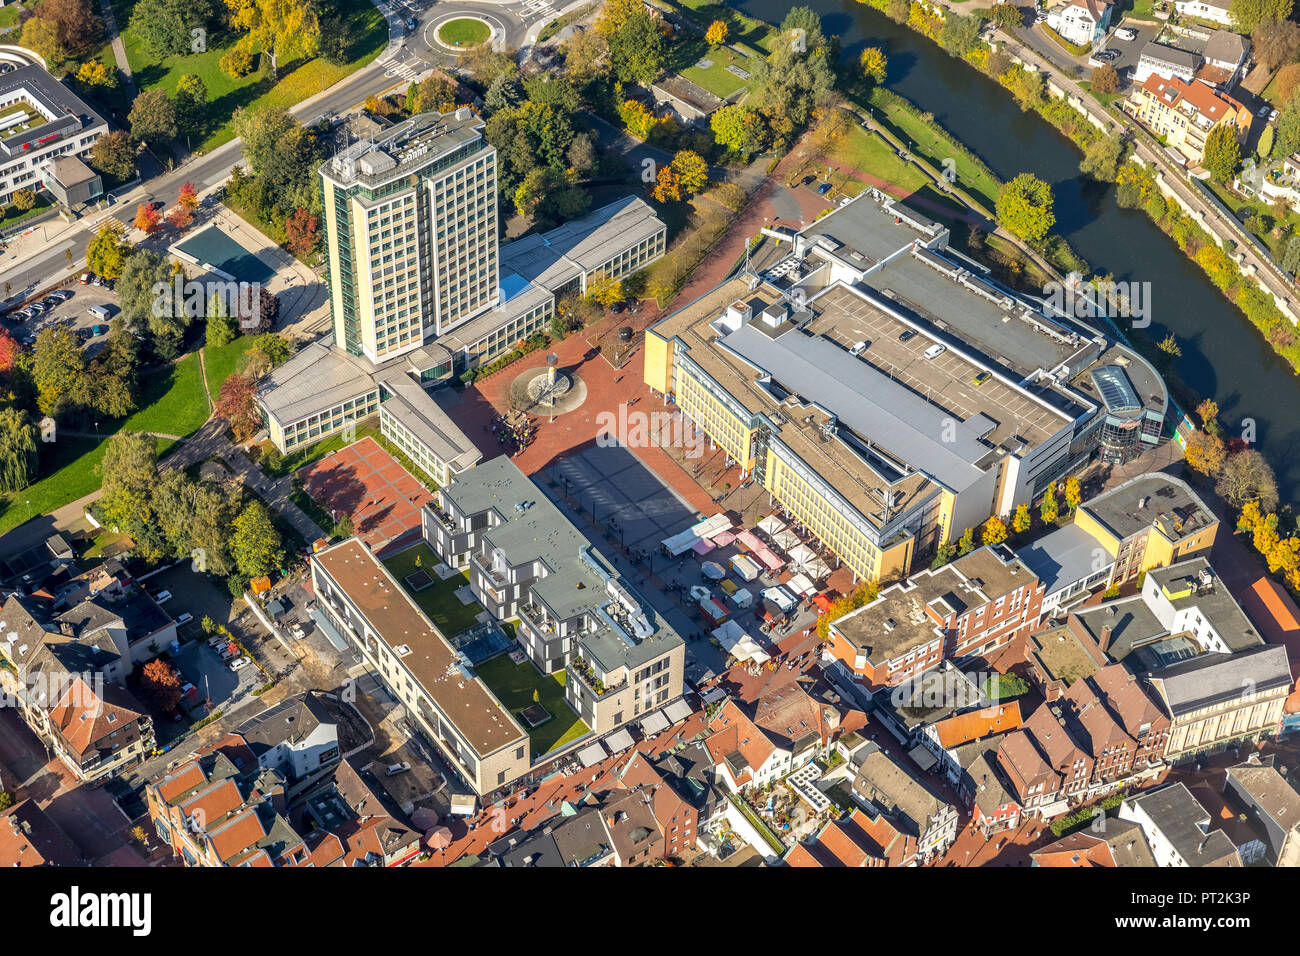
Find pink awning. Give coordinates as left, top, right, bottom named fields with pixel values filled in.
left=736, top=530, right=764, bottom=551
left=692, top=539, right=716, bottom=555
left=754, top=548, right=784, bottom=571
left=711, top=530, right=736, bottom=546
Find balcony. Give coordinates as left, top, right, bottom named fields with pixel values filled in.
left=568, top=659, right=624, bottom=701
left=520, top=603, right=555, bottom=636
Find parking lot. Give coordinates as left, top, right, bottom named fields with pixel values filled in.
left=1093, top=19, right=1178, bottom=76
left=3, top=277, right=121, bottom=351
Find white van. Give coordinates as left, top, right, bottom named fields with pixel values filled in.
left=87, top=304, right=113, bottom=321
left=924, top=343, right=947, bottom=360
left=849, top=340, right=868, bottom=356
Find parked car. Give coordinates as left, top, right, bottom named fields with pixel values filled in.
left=208, top=635, right=227, bottom=648
left=898, top=328, right=918, bottom=342
left=816, top=182, right=832, bottom=195
left=154, top=589, right=172, bottom=604
left=609, top=301, right=625, bottom=314
left=175, top=611, right=193, bottom=626
left=405, top=16, right=416, bottom=31
left=924, top=343, right=947, bottom=359
left=386, top=762, right=412, bottom=776
left=228, top=656, right=252, bottom=672
left=88, top=324, right=109, bottom=337
left=0, top=64, right=14, bottom=75
left=79, top=272, right=94, bottom=284
left=849, top=340, right=868, bottom=356
left=1115, top=27, right=1137, bottom=41
left=290, top=622, right=306, bottom=640
left=972, top=370, right=992, bottom=386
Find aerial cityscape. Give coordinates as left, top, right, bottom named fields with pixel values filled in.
left=0, top=0, right=1292, bottom=904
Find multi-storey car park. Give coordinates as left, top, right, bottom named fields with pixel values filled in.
left=259, top=109, right=667, bottom=481
left=644, top=191, right=1168, bottom=585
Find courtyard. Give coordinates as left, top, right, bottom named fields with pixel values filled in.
left=382, top=542, right=484, bottom=637
left=474, top=653, right=590, bottom=756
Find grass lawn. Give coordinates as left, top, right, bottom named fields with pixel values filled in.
left=201, top=334, right=259, bottom=405
left=383, top=543, right=484, bottom=637
left=863, top=89, right=1001, bottom=209
left=680, top=45, right=757, bottom=99
left=827, top=125, right=931, bottom=195
left=437, top=18, right=491, bottom=47
left=474, top=653, right=589, bottom=756
left=666, top=0, right=777, bottom=52
left=109, top=0, right=388, bottom=152
left=1207, top=180, right=1298, bottom=260
left=0, top=354, right=210, bottom=536
left=1078, top=81, right=1124, bottom=109
left=0, top=193, right=54, bottom=235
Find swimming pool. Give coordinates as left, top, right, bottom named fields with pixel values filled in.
left=173, top=225, right=275, bottom=285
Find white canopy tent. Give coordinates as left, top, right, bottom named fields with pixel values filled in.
left=605, top=728, right=635, bottom=752
left=786, top=572, right=817, bottom=597
left=712, top=620, right=772, bottom=664
left=771, top=527, right=802, bottom=550
left=757, top=515, right=787, bottom=536
left=576, top=740, right=609, bottom=768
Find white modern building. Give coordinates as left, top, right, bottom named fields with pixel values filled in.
left=0, top=64, right=108, bottom=207
left=1045, top=0, right=1113, bottom=47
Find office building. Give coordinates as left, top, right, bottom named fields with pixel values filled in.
left=0, top=64, right=107, bottom=206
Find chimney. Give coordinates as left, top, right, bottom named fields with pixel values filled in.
left=1099, top=624, right=1113, bottom=650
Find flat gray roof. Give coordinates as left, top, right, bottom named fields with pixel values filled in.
left=1147, top=558, right=1263, bottom=652
left=1148, top=644, right=1292, bottom=715
left=1017, top=523, right=1108, bottom=595
left=1082, top=473, right=1215, bottom=546
left=1125, top=784, right=1240, bottom=866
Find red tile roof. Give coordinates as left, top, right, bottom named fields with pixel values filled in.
left=933, top=702, right=1022, bottom=749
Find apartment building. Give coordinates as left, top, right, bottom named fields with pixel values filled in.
left=645, top=194, right=1166, bottom=583
left=1129, top=74, right=1252, bottom=167
left=846, top=742, right=959, bottom=863
left=826, top=545, right=1044, bottom=691
left=1073, top=473, right=1218, bottom=586
left=1119, top=784, right=1243, bottom=866
left=1174, top=0, right=1233, bottom=25
left=422, top=456, right=684, bottom=737
left=311, top=537, right=532, bottom=794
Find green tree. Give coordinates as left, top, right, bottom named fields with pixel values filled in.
left=1040, top=482, right=1059, bottom=525
left=10, top=189, right=35, bottom=212
left=230, top=500, right=284, bottom=581
left=1282, top=233, right=1300, bottom=275
left=31, top=326, right=85, bottom=416
left=711, top=104, right=768, bottom=156
left=90, top=130, right=136, bottom=181
left=128, top=0, right=217, bottom=57
left=176, top=74, right=209, bottom=135
left=939, top=12, right=983, bottom=57
left=129, top=88, right=179, bottom=144
left=0, top=408, right=38, bottom=492
left=206, top=293, right=237, bottom=347
left=983, top=671, right=1029, bottom=701
left=1229, top=0, right=1293, bottom=35
left=956, top=527, right=975, bottom=556
left=750, top=7, right=835, bottom=133
left=1259, top=123, right=1276, bottom=159
left=1202, top=123, right=1241, bottom=181
left=1275, top=89, right=1300, bottom=158
left=1080, top=129, right=1125, bottom=182
left=21, top=17, right=69, bottom=74
left=99, top=432, right=158, bottom=534
left=996, top=172, right=1055, bottom=243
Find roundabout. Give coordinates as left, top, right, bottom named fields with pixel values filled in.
left=433, top=15, right=495, bottom=50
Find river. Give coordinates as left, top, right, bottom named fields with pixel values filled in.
left=734, top=0, right=1300, bottom=504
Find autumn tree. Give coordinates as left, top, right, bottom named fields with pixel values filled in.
left=1252, top=16, right=1300, bottom=70
left=224, top=0, right=321, bottom=79
left=671, top=150, right=709, bottom=196
left=230, top=500, right=284, bottom=580
left=1090, top=64, right=1120, bottom=94
left=87, top=221, right=129, bottom=279
left=140, top=658, right=183, bottom=711
left=1184, top=429, right=1228, bottom=476
left=1063, top=476, right=1082, bottom=513
left=76, top=59, right=114, bottom=88
left=166, top=204, right=193, bottom=231
left=586, top=273, right=625, bottom=306
left=1040, top=481, right=1059, bottom=525
left=859, top=46, right=887, bottom=86
left=1216, top=448, right=1279, bottom=512
left=706, top=20, right=728, bottom=47
left=133, top=203, right=162, bottom=235
left=982, top=515, right=1008, bottom=546
left=129, top=88, right=179, bottom=144
left=711, top=104, right=768, bottom=156
left=21, top=17, right=68, bottom=73
left=652, top=164, right=682, bottom=202
left=285, top=208, right=320, bottom=257
left=11, top=189, right=35, bottom=212
left=1011, top=503, right=1032, bottom=535
left=216, top=372, right=262, bottom=441
left=91, top=130, right=136, bottom=180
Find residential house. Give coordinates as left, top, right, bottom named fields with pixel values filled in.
left=1174, top=0, right=1233, bottom=25
left=704, top=698, right=788, bottom=791
left=46, top=677, right=154, bottom=783
left=1197, top=30, right=1249, bottom=89
left=1223, top=754, right=1300, bottom=866
left=612, top=741, right=725, bottom=859
left=1045, top=0, right=1113, bottom=47
left=996, top=702, right=1093, bottom=819
left=296, top=756, right=420, bottom=866
left=1119, top=783, right=1243, bottom=866
left=846, top=742, right=959, bottom=862
left=1133, top=41, right=1202, bottom=83
left=1030, top=820, right=1157, bottom=866
left=1129, top=74, right=1252, bottom=167
left=236, top=692, right=341, bottom=782
left=601, top=789, right=663, bottom=866
left=871, top=662, right=986, bottom=749
left=422, top=457, right=684, bottom=736
left=0, top=801, right=83, bottom=867
left=146, top=736, right=319, bottom=867
left=961, top=749, right=1022, bottom=835
left=783, top=808, right=903, bottom=867
left=920, top=701, right=1023, bottom=785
